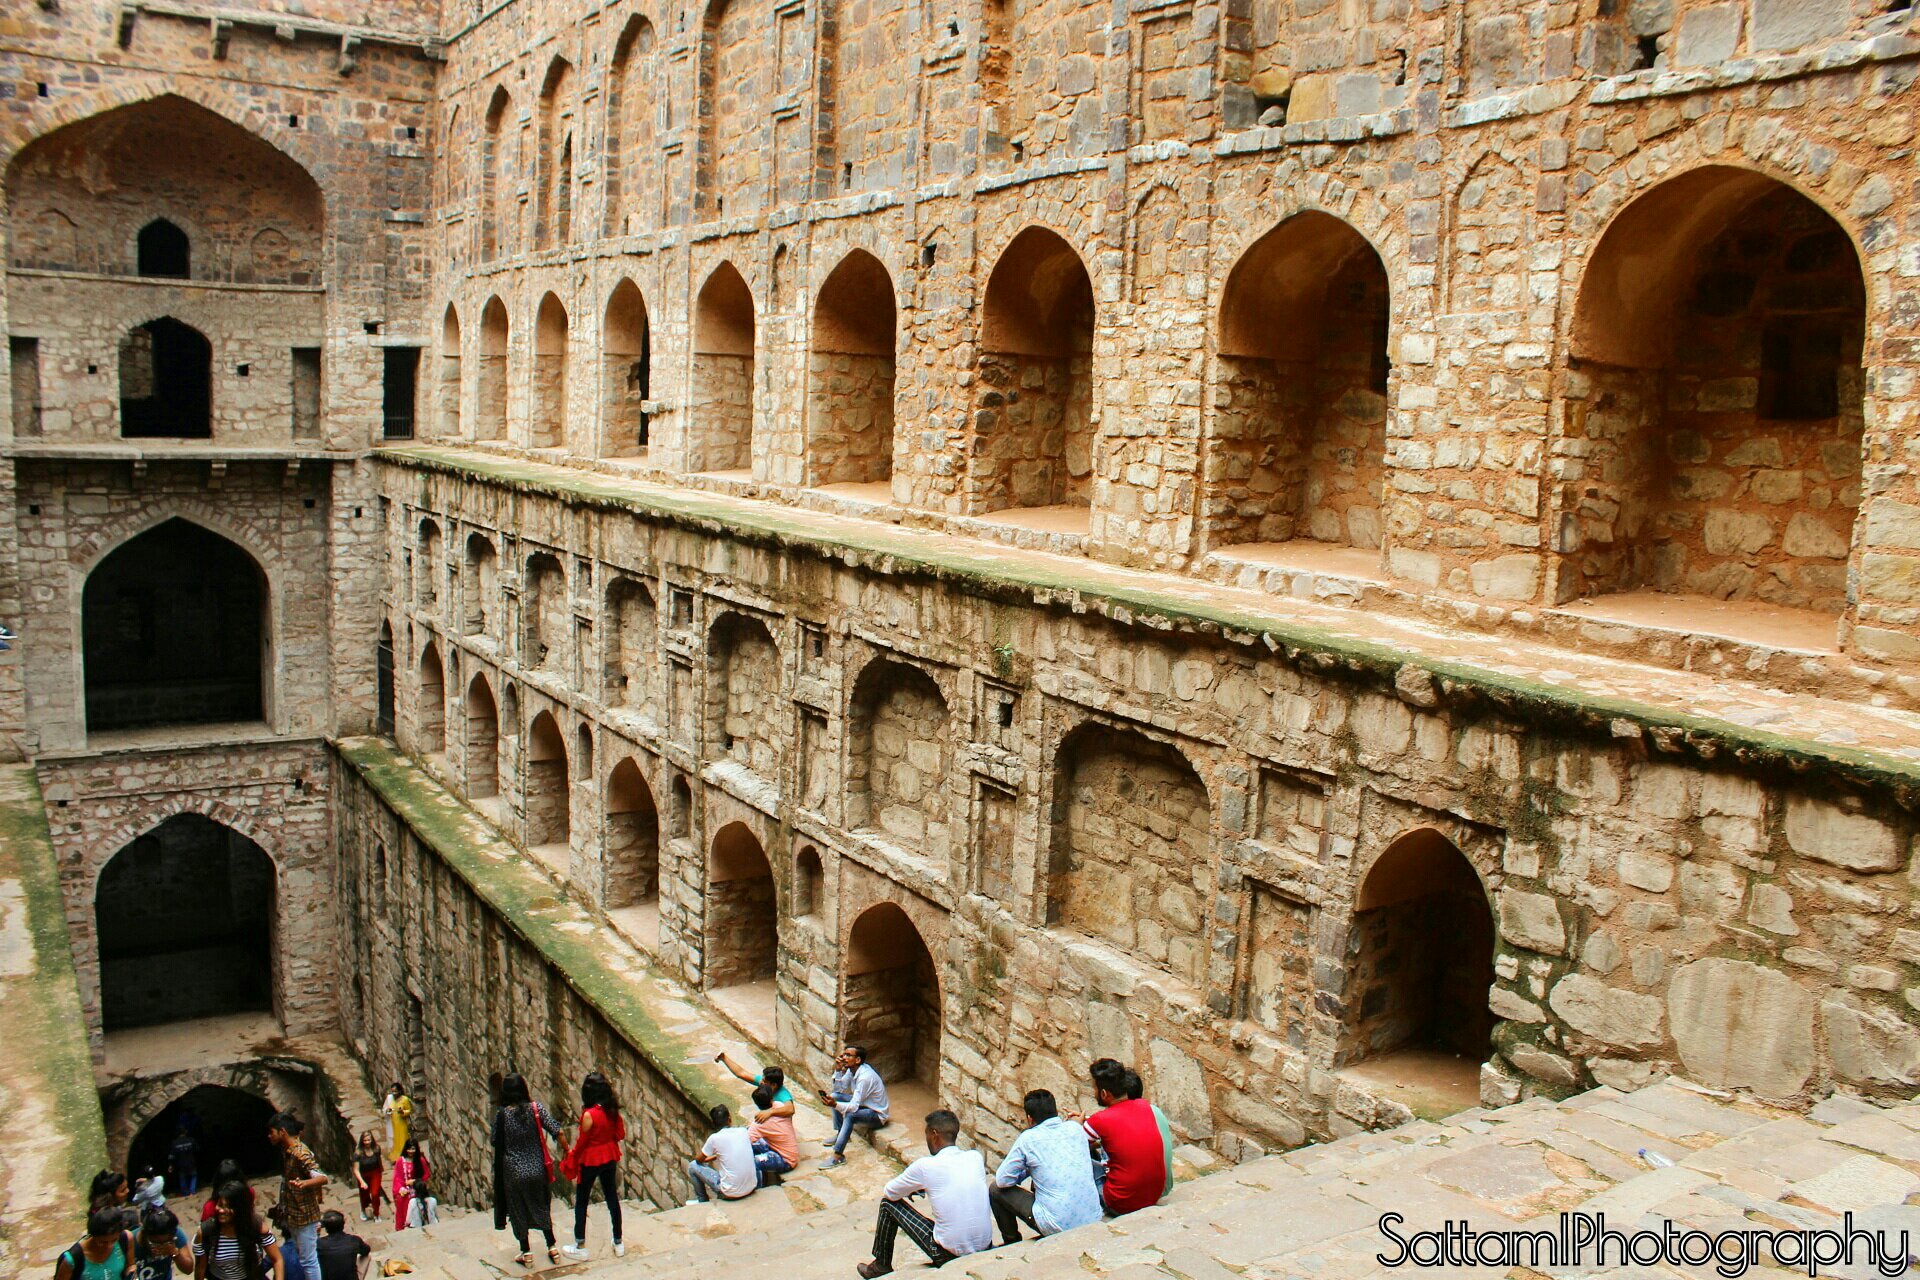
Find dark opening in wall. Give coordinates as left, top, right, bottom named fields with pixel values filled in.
left=292, top=348, right=322, bottom=441
left=383, top=347, right=421, bottom=439
left=1760, top=318, right=1842, bottom=420
left=376, top=623, right=396, bottom=736
left=10, top=336, right=42, bottom=438
left=119, top=318, right=212, bottom=439
left=83, top=519, right=266, bottom=732
left=136, top=218, right=190, bottom=278
left=96, top=814, right=274, bottom=1030
left=129, top=1085, right=280, bottom=1181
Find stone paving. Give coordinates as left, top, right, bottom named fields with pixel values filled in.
left=364, top=1079, right=1920, bottom=1280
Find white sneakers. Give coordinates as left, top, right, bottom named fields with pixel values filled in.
left=560, top=1244, right=590, bottom=1261
left=614, top=1243, right=626, bottom=1257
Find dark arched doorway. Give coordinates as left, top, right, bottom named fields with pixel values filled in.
left=1341, top=829, right=1494, bottom=1067
left=137, top=219, right=191, bottom=278
left=119, top=317, right=212, bottom=438
left=129, top=1084, right=278, bottom=1182
left=96, top=814, right=275, bottom=1031
left=83, top=520, right=266, bottom=733
left=843, top=902, right=941, bottom=1088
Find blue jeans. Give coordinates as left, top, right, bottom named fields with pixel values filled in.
left=751, top=1140, right=793, bottom=1185
left=831, top=1107, right=884, bottom=1155
left=288, top=1221, right=320, bottom=1280
left=687, top=1160, right=726, bottom=1202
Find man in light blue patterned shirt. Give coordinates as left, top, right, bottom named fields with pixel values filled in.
left=989, top=1089, right=1103, bottom=1245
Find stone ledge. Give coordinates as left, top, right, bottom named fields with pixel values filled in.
left=332, top=736, right=740, bottom=1119
left=376, top=446, right=1920, bottom=800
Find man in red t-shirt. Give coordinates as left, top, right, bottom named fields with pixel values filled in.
left=1080, top=1059, right=1165, bottom=1215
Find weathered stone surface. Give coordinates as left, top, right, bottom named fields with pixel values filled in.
left=1823, top=996, right=1920, bottom=1087
left=1783, top=798, right=1903, bottom=873
left=1667, top=958, right=1814, bottom=1098
left=1149, top=1037, right=1214, bottom=1139
left=1500, top=890, right=1567, bottom=955
left=1550, top=975, right=1666, bottom=1049
left=1750, top=0, right=1848, bottom=49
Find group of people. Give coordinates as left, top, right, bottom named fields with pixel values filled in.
left=59, top=1113, right=372, bottom=1280
left=692, top=1048, right=1171, bottom=1278
left=487, top=1070, right=630, bottom=1267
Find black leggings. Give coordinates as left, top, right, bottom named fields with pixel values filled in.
left=572, top=1161, right=622, bottom=1245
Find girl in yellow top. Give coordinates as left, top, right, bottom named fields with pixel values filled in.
left=383, top=1083, right=413, bottom=1161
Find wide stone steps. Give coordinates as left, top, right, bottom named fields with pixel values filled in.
left=373, top=1081, right=1920, bottom=1280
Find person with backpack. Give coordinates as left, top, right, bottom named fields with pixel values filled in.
left=132, top=1207, right=194, bottom=1280
left=54, top=1205, right=134, bottom=1280
left=490, top=1073, right=562, bottom=1267
left=192, top=1181, right=283, bottom=1280
left=558, top=1071, right=626, bottom=1261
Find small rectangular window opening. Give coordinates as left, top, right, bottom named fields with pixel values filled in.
left=383, top=346, right=421, bottom=440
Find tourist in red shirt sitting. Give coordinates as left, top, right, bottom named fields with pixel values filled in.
left=1079, top=1059, right=1166, bottom=1216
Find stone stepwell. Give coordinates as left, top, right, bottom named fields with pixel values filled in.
left=376, top=1079, right=1920, bottom=1280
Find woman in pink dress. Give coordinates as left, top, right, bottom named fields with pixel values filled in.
left=391, top=1138, right=431, bottom=1231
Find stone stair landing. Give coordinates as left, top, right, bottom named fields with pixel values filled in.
left=370, top=1080, right=1920, bottom=1280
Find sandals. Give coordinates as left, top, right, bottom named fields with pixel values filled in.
left=549, top=1246, right=562, bottom=1265
left=513, top=1254, right=533, bottom=1268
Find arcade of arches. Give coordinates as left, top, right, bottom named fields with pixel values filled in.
left=14, top=0, right=1920, bottom=1252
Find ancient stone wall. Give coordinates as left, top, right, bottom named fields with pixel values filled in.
left=36, top=739, right=336, bottom=1054
left=333, top=757, right=712, bottom=1210
left=380, top=459, right=1920, bottom=1166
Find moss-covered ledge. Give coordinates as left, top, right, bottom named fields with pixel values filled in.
left=0, top=764, right=109, bottom=1272
left=332, top=737, right=734, bottom=1120
left=379, top=446, right=1920, bottom=804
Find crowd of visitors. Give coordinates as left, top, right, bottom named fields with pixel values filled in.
left=66, top=1047, right=1176, bottom=1278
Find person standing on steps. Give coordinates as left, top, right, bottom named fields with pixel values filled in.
left=168, top=1125, right=199, bottom=1198
left=351, top=1133, right=384, bottom=1224
left=193, top=1180, right=284, bottom=1280
left=686, top=1105, right=758, bottom=1205
left=853, top=1110, right=991, bottom=1278
left=390, top=1139, right=431, bottom=1232
left=559, top=1071, right=627, bottom=1261
left=56, top=1205, right=134, bottom=1280
left=490, top=1072, right=563, bottom=1267
left=988, top=1089, right=1102, bottom=1246
left=381, top=1084, right=412, bottom=1162
left=266, top=1114, right=326, bottom=1280
left=818, top=1044, right=889, bottom=1170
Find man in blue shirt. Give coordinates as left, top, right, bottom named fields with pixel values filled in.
left=990, top=1089, right=1103, bottom=1245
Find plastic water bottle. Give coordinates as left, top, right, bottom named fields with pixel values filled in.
left=1639, top=1147, right=1674, bottom=1168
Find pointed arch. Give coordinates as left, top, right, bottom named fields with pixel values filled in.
left=416, top=640, right=446, bottom=755
left=605, top=757, right=660, bottom=907
left=843, top=901, right=941, bottom=1087
left=692, top=262, right=756, bottom=472
left=1208, top=211, right=1391, bottom=553
left=975, top=227, right=1096, bottom=513
left=532, top=292, right=570, bottom=450
left=605, top=16, right=659, bottom=235
left=525, top=709, right=571, bottom=848
left=482, top=86, right=513, bottom=259
left=440, top=304, right=463, bottom=438
left=83, top=518, right=268, bottom=733
left=464, top=672, right=500, bottom=799
left=478, top=295, right=510, bottom=441
left=808, top=250, right=896, bottom=487
left=536, top=59, right=575, bottom=250
left=603, top=280, right=652, bottom=458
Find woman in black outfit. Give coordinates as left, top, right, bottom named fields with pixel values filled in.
left=490, top=1072, right=562, bottom=1267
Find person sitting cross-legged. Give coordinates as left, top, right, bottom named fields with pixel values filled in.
left=989, top=1089, right=1103, bottom=1246
left=817, top=1044, right=889, bottom=1170
left=855, top=1110, right=992, bottom=1278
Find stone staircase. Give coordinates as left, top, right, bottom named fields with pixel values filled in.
left=370, top=1081, right=1920, bottom=1280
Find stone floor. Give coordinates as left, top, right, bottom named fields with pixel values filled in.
left=350, top=1079, right=1920, bottom=1280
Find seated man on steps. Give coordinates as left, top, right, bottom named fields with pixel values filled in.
left=818, top=1044, right=889, bottom=1170
left=747, top=1083, right=798, bottom=1186
left=855, top=1110, right=991, bottom=1278
left=989, top=1089, right=1102, bottom=1246
left=687, top=1105, right=759, bottom=1206
left=1080, top=1058, right=1166, bottom=1217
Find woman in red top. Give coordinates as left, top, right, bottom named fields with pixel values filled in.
left=559, top=1072, right=627, bottom=1260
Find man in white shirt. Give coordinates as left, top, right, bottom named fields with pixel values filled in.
left=686, top=1105, right=758, bottom=1204
left=818, top=1044, right=891, bottom=1170
left=855, top=1110, right=992, bottom=1277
